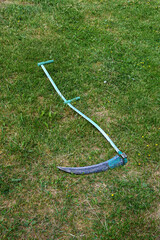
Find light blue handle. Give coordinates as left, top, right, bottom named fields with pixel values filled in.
left=38, top=60, right=54, bottom=66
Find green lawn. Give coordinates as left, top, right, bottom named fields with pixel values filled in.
left=0, top=0, right=160, bottom=239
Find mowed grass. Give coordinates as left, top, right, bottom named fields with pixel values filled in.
left=0, top=0, right=160, bottom=239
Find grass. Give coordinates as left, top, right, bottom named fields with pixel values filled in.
left=0, top=0, right=160, bottom=239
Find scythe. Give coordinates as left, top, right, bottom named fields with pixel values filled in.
left=38, top=60, right=127, bottom=174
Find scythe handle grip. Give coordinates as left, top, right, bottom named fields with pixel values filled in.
left=38, top=60, right=54, bottom=66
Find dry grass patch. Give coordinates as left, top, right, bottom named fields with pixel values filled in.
left=0, top=153, right=20, bottom=167
left=31, top=27, right=60, bottom=40
left=147, top=169, right=160, bottom=193
left=155, top=205, right=160, bottom=220
left=150, top=204, right=160, bottom=221
left=0, top=198, right=17, bottom=209
left=37, top=96, right=44, bottom=105
left=92, top=61, right=103, bottom=72
left=125, top=169, right=142, bottom=179
left=92, top=107, right=112, bottom=123
left=2, top=0, right=35, bottom=5
left=55, top=156, right=71, bottom=166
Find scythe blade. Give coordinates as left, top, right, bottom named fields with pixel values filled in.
left=57, top=155, right=126, bottom=175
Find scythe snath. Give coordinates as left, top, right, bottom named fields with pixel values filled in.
left=38, top=60, right=127, bottom=174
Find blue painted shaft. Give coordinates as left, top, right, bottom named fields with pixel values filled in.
left=41, top=65, right=66, bottom=102
left=41, top=65, right=120, bottom=153
left=68, top=103, right=120, bottom=153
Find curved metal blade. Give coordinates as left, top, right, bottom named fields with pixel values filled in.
left=57, top=155, right=125, bottom=175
